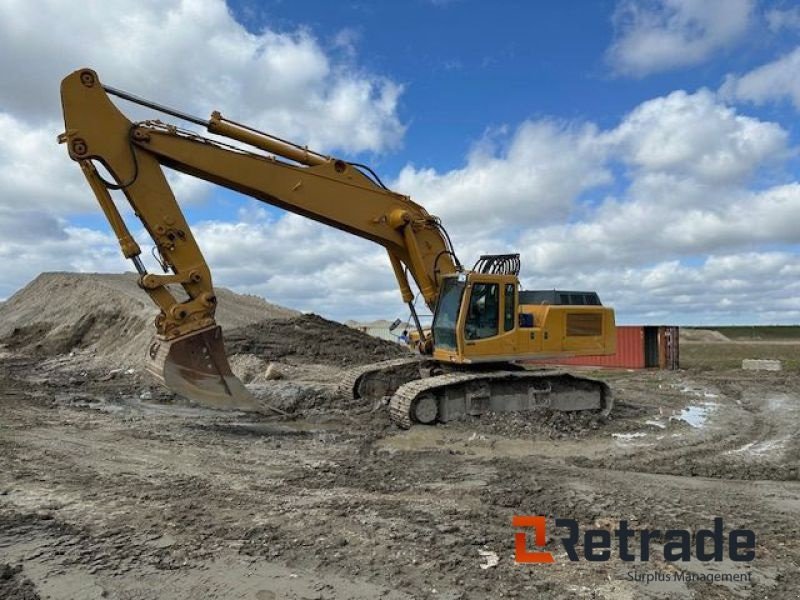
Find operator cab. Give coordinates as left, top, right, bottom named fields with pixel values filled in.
left=430, top=255, right=615, bottom=364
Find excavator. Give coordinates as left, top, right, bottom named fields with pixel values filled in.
left=58, top=68, right=616, bottom=428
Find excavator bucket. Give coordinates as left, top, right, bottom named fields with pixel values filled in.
left=145, top=326, right=261, bottom=411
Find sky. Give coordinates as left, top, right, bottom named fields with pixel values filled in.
left=1, top=0, right=799, bottom=325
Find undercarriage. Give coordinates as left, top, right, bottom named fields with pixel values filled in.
left=341, top=358, right=613, bottom=429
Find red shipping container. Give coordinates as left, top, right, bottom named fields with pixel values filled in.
left=527, top=326, right=679, bottom=370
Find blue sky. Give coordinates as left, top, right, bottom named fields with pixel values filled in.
left=1, top=0, right=799, bottom=324
left=221, top=0, right=800, bottom=162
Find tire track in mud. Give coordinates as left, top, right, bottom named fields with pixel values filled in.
left=567, top=382, right=800, bottom=482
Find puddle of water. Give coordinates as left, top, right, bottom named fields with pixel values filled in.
left=68, top=396, right=243, bottom=418
left=675, top=384, right=720, bottom=400
left=671, top=403, right=717, bottom=428
left=612, top=432, right=648, bottom=442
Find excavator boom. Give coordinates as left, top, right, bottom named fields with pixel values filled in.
left=59, top=68, right=458, bottom=410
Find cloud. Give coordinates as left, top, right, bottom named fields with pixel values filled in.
left=391, top=89, right=799, bottom=324
left=535, top=252, right=800, bottom=325
left=606, top=89, right=789, bottom=184
left=0, top=0, right=407, bottom=316
left=519, top=182, right=800, bottom=273
left=0, top=114, right=91, bottom=214
left=396, top=89, right=789, bottom=239
left=394, top=121, right=612, bottom=235
left=0, top=0, right=404, bottom=154
left=188, top=209, right=401, bottom=318
left=766, top=7, right=800, bottom=32
left=509, top=92, right=794, bottom=271
left=720, top=47, right=800, bottom=111
left=607, top=0, right=754, bottom=77
left=0, top=219, right=127, bottom=300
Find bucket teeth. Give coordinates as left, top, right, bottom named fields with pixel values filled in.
left=145, top=325, right=261, bottom=411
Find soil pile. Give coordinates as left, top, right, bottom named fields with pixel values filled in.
left=0, top=272, right=298, bottom=369
left=680, top=328, right=730, bottom=342
left=226, top=313, right=408, bottom=367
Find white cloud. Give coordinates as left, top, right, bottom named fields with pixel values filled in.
left=0, top=220, right=127, bottom=299
left=396, top=89, right=789, bottom=245
left=394, top=121, right=611, bottom=235
left=189, top=209, right=402, bottom=318
left=720, top=47, right=800, bottom=111
left=0, top=0, right=404, bottom=154
left=391, top=89, right=799, bottom=324
left=537, top=252, right=800, bottom=325
left=606, top=89, right=788, bottom=184
left=0, top=114, right=90, bottom=214
left=607, top=0, right=754, bottom=77
left=518, top=182, right=800, bottom=273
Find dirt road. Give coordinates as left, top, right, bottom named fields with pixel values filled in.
left=1, top=343, right=799, bottom=599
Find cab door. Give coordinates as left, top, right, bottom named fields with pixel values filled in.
left=461, top=276, right=517, bottom=360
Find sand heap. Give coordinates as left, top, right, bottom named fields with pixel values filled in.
left=0, top=272, right=298, bottom=369
left=0, top=272, right=406, bottom=373
left=680, top=328, right=731, bottom=343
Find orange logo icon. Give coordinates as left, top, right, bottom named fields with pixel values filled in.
left=513, top=516, right=555, bottom=563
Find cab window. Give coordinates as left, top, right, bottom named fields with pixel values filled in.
left=504, top=283, right=515, bottom=331
left=465, top=283, right=499, bottom=340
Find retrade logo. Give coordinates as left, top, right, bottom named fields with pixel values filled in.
left=513, top=516, right=756, bottom=563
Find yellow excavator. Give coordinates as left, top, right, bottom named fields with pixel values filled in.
left=58, top=68, right=616, bottom=428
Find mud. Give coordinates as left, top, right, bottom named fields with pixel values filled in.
left=0, top=564, right=41, bottom=600
left=1, top=338, right=799, bottom=599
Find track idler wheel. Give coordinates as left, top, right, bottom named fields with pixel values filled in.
left=413, top=393, right=438, bottom=424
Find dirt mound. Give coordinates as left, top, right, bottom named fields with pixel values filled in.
left=225, top=314, right=408, bottom=368
left=680, top=328, right=730, bottom=342
left=0, top=272, right=298, bottom=369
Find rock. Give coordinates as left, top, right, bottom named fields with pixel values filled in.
left=742, top=359, right=782, bottom=371
left=152, top=533, right=176, bottom=548
left=264, top=363, right=284, bottom=381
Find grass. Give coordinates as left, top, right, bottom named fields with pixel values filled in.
left=680, top=341, right=800, bottom=371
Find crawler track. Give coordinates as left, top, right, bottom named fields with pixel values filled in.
left=338, top=356, right=425, bottom=401
left=388, top=370, right=613, bottom=429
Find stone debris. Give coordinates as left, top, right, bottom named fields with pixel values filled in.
left=742, top=359, right=782, bottom=371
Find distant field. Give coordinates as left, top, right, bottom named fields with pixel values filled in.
left=681, top=341, right=800, bottom=371
left=684, top=325, right=800, bottom=341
